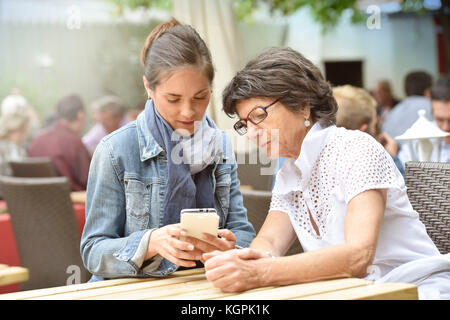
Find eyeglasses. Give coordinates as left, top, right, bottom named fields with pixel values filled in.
left=233, top=99, right=279, bottom=135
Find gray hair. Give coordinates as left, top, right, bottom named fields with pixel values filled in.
left=92, top=96, right=125, bottom=117
left=141, top=18, right=214, bottom=89
left=0, top=113, right=29, bottom=138
left=223, top=47, right=338, bottom=127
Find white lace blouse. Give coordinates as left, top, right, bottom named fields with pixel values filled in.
left=270, top=123, right=443, bottom=282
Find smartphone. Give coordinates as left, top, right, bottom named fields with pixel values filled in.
left=180, top=208, right=219, bottom=240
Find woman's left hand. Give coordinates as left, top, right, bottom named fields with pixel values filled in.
left=203, top=248, right=269, bottom=292
left=183, top=229, right=236, bottom=261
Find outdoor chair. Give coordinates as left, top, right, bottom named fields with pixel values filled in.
left=8, top=157, right=58, bottom=178
left=404, top=161, right=450, bottom=254
left=235, top=152, right=277, bottom=191
left=241, top=189, right=303, bottom=256
left=0, top=175, right=90, bottom=290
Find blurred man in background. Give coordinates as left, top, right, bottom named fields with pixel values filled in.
left=82, top=95, right=126, bottom=156
left=430, top=77, right=450, bottom=161
left=372, top=80, right=399, bottom=127
left=382, top=71, right=433, bottom=142
left=397, top=76, right=450, bottom=164
left=28, top=94, right=91, bottom=191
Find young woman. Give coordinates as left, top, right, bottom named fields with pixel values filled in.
left=80, top=19, right=255, bottom=281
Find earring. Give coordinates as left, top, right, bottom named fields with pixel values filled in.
left=304, top=118, right=311, bottom=127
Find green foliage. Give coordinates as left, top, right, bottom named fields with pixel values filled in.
left=106, top=0, right=428, bottom=32
left=107, top=0, right=172, bottom=15
left=106, top=0, right=368, bottom=33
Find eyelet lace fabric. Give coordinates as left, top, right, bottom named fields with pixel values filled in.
left=270, top=128, right=398, bottom=240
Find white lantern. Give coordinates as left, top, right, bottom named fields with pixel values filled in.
left=395, top=109, right=450, bottom=162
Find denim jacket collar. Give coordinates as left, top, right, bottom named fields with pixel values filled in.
left=136, top=110, right=232, bottom=164
left=136, top=111, right=165, bottom=162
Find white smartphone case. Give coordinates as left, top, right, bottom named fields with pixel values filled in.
left=180, top=209, right=219, bottom=240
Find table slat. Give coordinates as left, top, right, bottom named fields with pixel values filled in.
left=31, top=272, right=206, bottom=300
left=87, top=278, right=214, bottom=300
left=0, top=268, right=204, bottom=300
left=163, top=286, right=277, bottom=300
left=294, top=282, right=418, bottom=300
left=0, top=267, right=29, bottom=287
left=218, top=278, right=371, bottom=300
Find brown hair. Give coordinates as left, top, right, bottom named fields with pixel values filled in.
left=333, top=85, right=376, bottom=130
left=56, top=94, right=84, bottom=121
left=404, top=71, right=432, bottom=97
left=141, top=18, right=214, bottom=89
left=222, top=47, right=338, bottom=127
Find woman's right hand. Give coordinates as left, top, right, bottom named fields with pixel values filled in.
left=145, top=224, right=203, bottom=268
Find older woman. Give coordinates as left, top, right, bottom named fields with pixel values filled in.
left=0, top=112, right=30, bottom=176
left=203, top=47, right=450, bottom=299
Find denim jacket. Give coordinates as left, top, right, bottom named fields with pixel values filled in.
left=80, top=112, right=256, bottom=281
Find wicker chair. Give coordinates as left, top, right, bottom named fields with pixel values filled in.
left=235, top=152, right=276, bottom=191
left=0, top=176, right=90, bottom=290
left=8, top=157, right=58, bottom=178
left=241, top=189, right=303, bottom=256
left=404, top=161, right=450, bottom=254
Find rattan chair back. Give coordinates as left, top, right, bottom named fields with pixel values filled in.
left=8, top=157, right=58, bottom=178
left=404, top=161, right=450, bottom=254
left=0, top=175, right=90, bottom=290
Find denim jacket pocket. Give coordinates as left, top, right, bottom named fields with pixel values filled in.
left=124, top=178, right=151, bottom=234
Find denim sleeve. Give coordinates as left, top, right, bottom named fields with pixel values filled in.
left=223, top=136, right=256, bottom=248
left=80, top=140, right=160, bottom=279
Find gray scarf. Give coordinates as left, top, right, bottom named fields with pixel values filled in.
left=144, top=99, right=223, bottom=225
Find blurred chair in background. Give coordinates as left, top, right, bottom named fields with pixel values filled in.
left=235, top=151, right=276, bottom=191
left=0, top=176, right=90, bottom=290
left=8, top=157, right=58, bottom=178
left=241, top=189, right=303, bottom=256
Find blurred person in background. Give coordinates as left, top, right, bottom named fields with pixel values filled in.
left=397, top=76, right=450, bottom=164
left=382, top=71, right=433, bottom=142
left=28, top=94, right=91, bottom=191
left=333, top=85, right=405, bottom=174
left=372, top=80, right=399, bottom=127
left=430, top=76, right=450, bottom=162
left=124, top=103, right=145, bottom=122
left=0, top=113, right=30, bottom=176
left=1, top=90, right=42, bottom=145
left=82, top=95, right=126, bottom=156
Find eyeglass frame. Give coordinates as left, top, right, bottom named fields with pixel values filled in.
left=233, top=98, right=280, bottom=135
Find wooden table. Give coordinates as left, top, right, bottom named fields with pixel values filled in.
left=0, top=268, right=417, bottom=300
left=0, top=264, right=29, bottom=287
